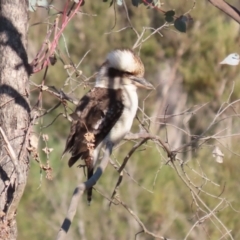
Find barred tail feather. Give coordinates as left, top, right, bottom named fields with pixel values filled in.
left=87, top=167, right=94, bottom=205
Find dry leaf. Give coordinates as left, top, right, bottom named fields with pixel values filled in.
left=0, top=211, right=5, bottom=218
left=41, top=85, right=48, bottom=91
left=64, top=64, right=73, bottom=69
left=84, top=132, right=95, bottom=143
left=29, top=134, right=38, bottom=149
left=42, top=147, right=53, bottom=155
left=42, top=134, right=49, bottom=142
left=212, top=146, right=224, bottom=163
left=84, top=132, right=95, bottom=157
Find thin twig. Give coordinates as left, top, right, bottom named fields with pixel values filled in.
left=171, top=161, right=234, bottom=240
left=0, top=127, right=23, bottom=219
left=116, top=198, right=175, bottom=240
left=109, top=139, right=148, bottom=207
left=0, top=127, right=20, bottom=178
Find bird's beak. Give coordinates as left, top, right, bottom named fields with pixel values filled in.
left=131, top=76, right=155, bottom=90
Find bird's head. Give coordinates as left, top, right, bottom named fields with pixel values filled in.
left=95, top=49, right=154, bottom=90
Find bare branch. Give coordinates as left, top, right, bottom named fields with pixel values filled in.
left=109, top=158, right=153, bottom=194
left=30, top=82, right=79, bottom=105
left=122, top=0, right=139, bottom=38
left=124, top=131, right=173, bottom=159
left=116, top=198, right=175, bottom=240
left=56, top=144, right=112, bottom=240
left=208, top=0, right=240, bottom=24
left=31, top=0, right=84, bottom=73
left=0, top=127, right=21, bottom=179
left=132, top=24, right=167, bottom=50
left=0, top=127, right=23, bottom=219
left=109, top=139, right=148, bottom=207
left=171, top=161, right=234, bottom=240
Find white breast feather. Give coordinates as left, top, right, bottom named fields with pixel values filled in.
left=105, top=85, right=138, bottom=144
left=93, top=117, right=103, bottom=130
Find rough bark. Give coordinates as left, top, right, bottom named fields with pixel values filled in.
left=0, top=1, right=30, bottom=239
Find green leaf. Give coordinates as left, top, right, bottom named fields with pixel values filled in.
left=165, top=10, right=175, bottom=22
left=174, top=17, right=187, bottom=33
left=165, top=16, right=174, bottom=22
left=180, top=15, right=188, bottom=23
left=103, top=0, right=108, bottom=2
left=165, top=10, right=175, bottom=17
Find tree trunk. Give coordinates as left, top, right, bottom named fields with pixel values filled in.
left=0, top=1, right=30, bottom=239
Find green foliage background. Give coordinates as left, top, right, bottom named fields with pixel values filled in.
left=18, top=1, right=240, bottom=239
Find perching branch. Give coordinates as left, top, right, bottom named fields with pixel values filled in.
left=56, top=144, right=112, bottom=240
left=30, top=82, right=79, bottom=106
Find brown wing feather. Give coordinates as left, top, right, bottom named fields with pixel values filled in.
left=63, top=87, right=124, bottom=167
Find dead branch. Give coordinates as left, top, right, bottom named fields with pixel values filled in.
left=56, top=144, right=112, bottom=240
left=124, top=131, right=174, bottom=159
left=109, top=138, right=148, bottom=207
left=171, top=161, right=234, bottom=240
left=0, top=127, right=21, bottom=180
left=208, top=0, right=240, bottom=24
left=0, top=127, right=23, bottom=220
left=124, top=128, right=234, bottom=239
left=109, top=158, right=153, bottom=194
left=31, top=0, right=84, bottom=73
left=30, top=82, right=79, bottom=105
left=116, top=198, right=175, bottom=240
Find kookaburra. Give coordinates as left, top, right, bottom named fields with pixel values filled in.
left=63, top=49, right=154, bottom=203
